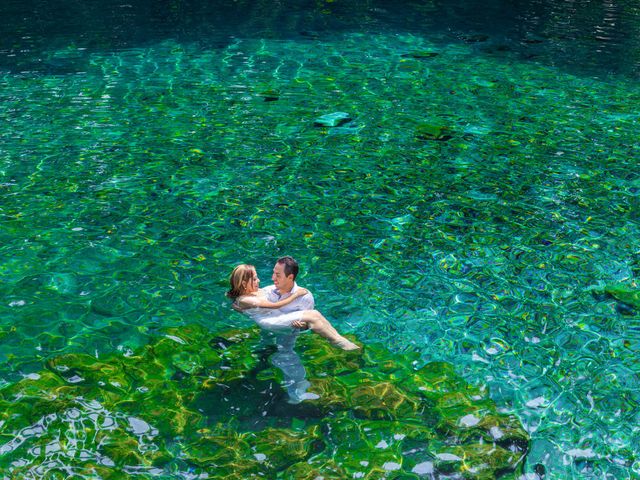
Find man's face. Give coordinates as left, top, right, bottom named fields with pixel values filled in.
left=272, top=262, right=294, bottom=293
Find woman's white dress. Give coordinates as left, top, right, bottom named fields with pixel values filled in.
left=242, top=307, right=304, bottom=332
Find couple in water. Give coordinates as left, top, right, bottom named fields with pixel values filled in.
left=227, top=256, right=359, bottom=351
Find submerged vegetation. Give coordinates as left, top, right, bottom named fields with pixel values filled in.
left=0, top=325, right=528, bottom=478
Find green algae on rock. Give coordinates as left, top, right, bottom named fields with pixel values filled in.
left=603, top=284, right=640, bottom=312
left=0, top=324, right=528, bottom=478
left=415, top=123, right=453, bottom=141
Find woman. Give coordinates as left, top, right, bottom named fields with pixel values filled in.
left=227, top=264, right=359, bottom=350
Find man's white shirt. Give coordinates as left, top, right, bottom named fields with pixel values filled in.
left=263, top=282, right=315, bottom=312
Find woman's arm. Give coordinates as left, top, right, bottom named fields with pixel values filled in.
left=236, top=288, right=308, bottom=310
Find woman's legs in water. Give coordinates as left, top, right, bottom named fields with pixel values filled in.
left=299, top=310, right=359, bottom=350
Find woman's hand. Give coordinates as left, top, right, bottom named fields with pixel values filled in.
left=293, top=288, right=308, bottom=298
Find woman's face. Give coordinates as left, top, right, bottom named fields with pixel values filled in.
left=244, top=270, right=260, bottom=293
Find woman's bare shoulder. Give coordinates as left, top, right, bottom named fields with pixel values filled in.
left=236, top=294, right=260, bottom=309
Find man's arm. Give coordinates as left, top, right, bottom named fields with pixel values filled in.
left=289, top=288, right=314, bottom=329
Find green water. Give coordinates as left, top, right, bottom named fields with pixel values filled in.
left=1, top=1, right=640, bottom=478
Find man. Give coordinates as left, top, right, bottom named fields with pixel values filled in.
left=260, top=256, right=319, bottom=403
left=262, top=256, right=315, bottom=319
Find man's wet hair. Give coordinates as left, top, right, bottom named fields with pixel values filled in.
left=277, top=256, right=299, bottom=279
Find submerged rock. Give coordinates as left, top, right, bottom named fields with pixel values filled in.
left=402, top=50, right=439, bottom=59
left=416, top=123, right=453, bottom=141
left=313, top=112, right=352, bottom=127
left=0, top=324, right=529, bottom=479
left=462, top=33, right=490, bottom=43
left=259, top=89, right=280, bottom=101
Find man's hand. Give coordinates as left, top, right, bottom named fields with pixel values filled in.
left=292, top=320, right=309, bottom=330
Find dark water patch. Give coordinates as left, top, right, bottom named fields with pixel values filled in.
left=1, top=0, right=640, bottom=77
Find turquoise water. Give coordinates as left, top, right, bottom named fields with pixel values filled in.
left=1, top=0, right=640, bottom=478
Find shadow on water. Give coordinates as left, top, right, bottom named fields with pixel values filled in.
left=1, top=0, right=640, bottom=78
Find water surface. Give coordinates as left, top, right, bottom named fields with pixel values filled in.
left=1, top=1, right=639, bottom=478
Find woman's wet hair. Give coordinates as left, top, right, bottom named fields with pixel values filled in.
left=277, top=256, right=299, bottom=279
left=227, top=264, right=256, bottom=299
